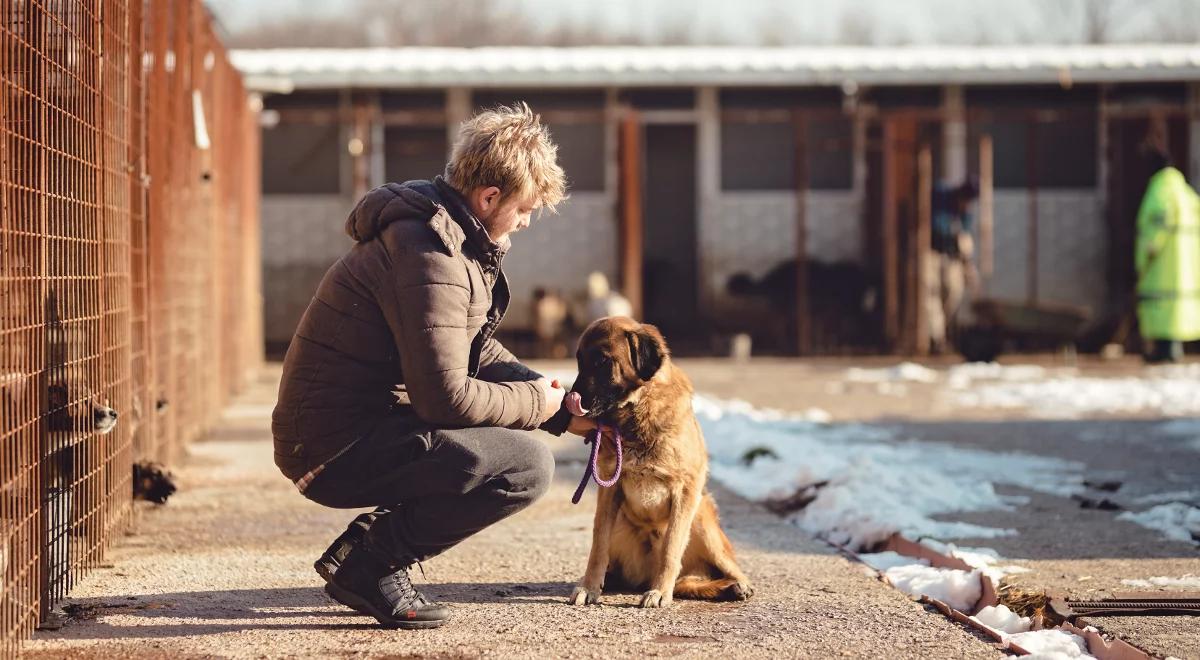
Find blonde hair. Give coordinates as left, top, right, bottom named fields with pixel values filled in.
left=444, top=103, right=567, bottom=212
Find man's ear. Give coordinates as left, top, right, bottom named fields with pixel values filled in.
left=470, top=185, right=503, bottom=218
left=626, top=325, right=665, bottom=381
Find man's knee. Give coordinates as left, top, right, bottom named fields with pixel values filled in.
left=432, top=427, right=554, bottom=497
left=497, top=431, right=555, bottom=500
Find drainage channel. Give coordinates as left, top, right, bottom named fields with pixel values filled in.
left=845, top=533, right=1193, bottom=660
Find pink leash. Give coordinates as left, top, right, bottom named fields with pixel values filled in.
left=565, top=391, right=623, bottom=504
left=571, top=424, right=623, bottom=504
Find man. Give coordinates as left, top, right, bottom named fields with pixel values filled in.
left=1135, top=149, right=1200, bottom=363
left=272, top=104, right=592, bottom=629
left=927, top=177, right=979, bottom=354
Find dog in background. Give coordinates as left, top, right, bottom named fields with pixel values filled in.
left=567, top=316, right=753, bottom=608
left=531, top=287, right=571, bottom=359
left=580, top=272, right=633, bottom=325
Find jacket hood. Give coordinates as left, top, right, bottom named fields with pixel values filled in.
left=344, top=178, right=507, bottom=265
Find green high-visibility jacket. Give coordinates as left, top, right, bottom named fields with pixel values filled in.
left=1136, top=166, right=1200, bottom=341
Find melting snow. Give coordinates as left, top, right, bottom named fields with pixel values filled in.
left=1117, top=503, right=1200, bottom=545
left=696, top=394, right=1084, bottom=549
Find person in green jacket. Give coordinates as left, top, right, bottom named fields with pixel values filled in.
left=1135, top=150, right=1200, bottom=363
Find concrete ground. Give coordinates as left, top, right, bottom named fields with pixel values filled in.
left=24, top=357, right=1200, bottom=659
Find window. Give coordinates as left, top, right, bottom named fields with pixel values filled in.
left=261, top=122, right=341, bottom=194
left=722, top=121, right=794, bottom=190
left=720, top=118, right=852, bottom=191
left=968, top=117, right=1096, bottom=189
left=550, top=122, right=605, bottom=192
left=807, top=119, right=854, bottom=190
left=469, top=90, right=607, bottom=192
left=384, top=127, right=447, bottom=184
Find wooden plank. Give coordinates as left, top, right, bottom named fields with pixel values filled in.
left=618, top=111, right=643, bottom=319
left=979, top=134, right=994, bottom=277
left=793, top=111, right=811, bottom=355
left=882, top=120, right=899, bottom=350
left=915, top=144, right=932, bottom=356
left=1026, top=121, right=1039, bottom=303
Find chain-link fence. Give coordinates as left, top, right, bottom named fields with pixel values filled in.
left=0, top=0, right=261, bottom=652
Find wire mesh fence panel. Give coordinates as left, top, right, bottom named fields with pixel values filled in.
left=127, top=0, right=151, bottom=467
left=145, top=0, right=175, bottom=467
left=41, top=0, right=105, bottom=609
left=98, top=0, right=135, bottom=550
left=0, top=0, right=259, bottom=650
left=1, top=0, right=49, bottom=650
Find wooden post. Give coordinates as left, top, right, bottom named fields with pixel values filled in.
left=882, top=120, right=900, bottom=350
left=351, top=100, right=371, bottom=200
left=618, top=111, right=643, bottom=319
left=979, top=134, right=994, bottom=277
left=1026, top=121, right=1039, bottom=303
left=793, top=111, right=811, bottom=355
left=915, top=144, right=932, bottom=356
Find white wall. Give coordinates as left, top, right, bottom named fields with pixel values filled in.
left=502, top=192, right=618, bottom=327
left=261, top=194, right=352, bottom=345
left=982, top=189, right=1107, bottom=315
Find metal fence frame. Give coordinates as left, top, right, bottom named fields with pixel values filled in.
left=0, top=0, right=261, bottom=652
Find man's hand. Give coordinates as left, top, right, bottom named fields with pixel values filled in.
left=566, top=414, right=597, bottom=437
left=536, top=378, right=567, bottom=424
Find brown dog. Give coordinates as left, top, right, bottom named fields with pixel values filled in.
left=567, top=316, right=753, bottom=608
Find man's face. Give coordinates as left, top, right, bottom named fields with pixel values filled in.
left=470, top=186, right=539, bottom=244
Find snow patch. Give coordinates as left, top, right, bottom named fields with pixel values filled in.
left=697, top=394, right=1085, bottom=549
left=1121, top=575, right=1200, bottom=589
left=953, top=364, right=1200, bottom=418
left=1008, top=629, right=1095, bottom=659
left=919, top=539, right=1031, bottom=579
left=945, top=363, right=1057, bottom=389
left=1117, top=503, right=1200, bottom=545
left=883, top=563, right=982, bottom=612
left=857, top=551, right=929, bottom=572
left=1131, top=490, right=1200, bottom=506
left=845, top=362, right=939, bottom=384
left=1157, top=418, right=1200, bottom=451
left=971, top=604, right=1032, bottom=635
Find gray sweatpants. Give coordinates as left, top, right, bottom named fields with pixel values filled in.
left=302, top=412, right=555, bottom=563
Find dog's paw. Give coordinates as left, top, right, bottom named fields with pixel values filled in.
left=639, top=589, right=672, bottom=608
left=568, top=585, right=601, bottom=606
left=727, top=580, right=754, bottom=601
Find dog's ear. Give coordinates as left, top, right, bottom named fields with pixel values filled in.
left=626, top=325, right=665, bottom=381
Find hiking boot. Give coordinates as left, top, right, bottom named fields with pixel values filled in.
left=324, top=544, right=450, bottom=629
left=314, top=509, right=387, bottom=583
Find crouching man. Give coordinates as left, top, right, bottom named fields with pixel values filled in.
left=271, top=104, right=593, bottom=629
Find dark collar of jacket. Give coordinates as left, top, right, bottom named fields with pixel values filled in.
left=343, top=177, right=508, bottom=268
left=431, top=177, right=508, bottom=267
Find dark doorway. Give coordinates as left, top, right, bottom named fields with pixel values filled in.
left=641, top=124, right=700, bottom=345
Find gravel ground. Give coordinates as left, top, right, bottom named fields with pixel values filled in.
left=23, top=364, right=1005, bottom=660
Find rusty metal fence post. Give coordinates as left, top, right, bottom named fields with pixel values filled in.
left=0, top=0, right=260, bottom=652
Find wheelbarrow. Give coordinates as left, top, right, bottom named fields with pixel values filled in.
left=957, top=298, right=1092, bottom=362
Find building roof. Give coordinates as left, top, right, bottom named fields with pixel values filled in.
left=231, top=45, right=1200, bottom=92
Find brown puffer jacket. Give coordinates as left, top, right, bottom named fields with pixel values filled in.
left=272, top=177, right=566, bottom=483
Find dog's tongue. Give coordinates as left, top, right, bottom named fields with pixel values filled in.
left=565, top=391, right=588, bottom=417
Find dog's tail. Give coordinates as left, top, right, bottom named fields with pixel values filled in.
left=673, top=575, right=740, bottom=601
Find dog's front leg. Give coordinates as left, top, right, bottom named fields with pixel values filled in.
left=569, top=485, right=621, bottom=605
left=641, top=486, right=701, bottom=608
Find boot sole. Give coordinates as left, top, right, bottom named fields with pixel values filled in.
left=323, top=582, right=448, bottom=630
left=314, top=558, right=337, bottom=584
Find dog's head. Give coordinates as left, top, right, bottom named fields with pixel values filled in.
left=571, top=316, right=667, bottom=419
left=48, top=382, right=118, bottom=435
